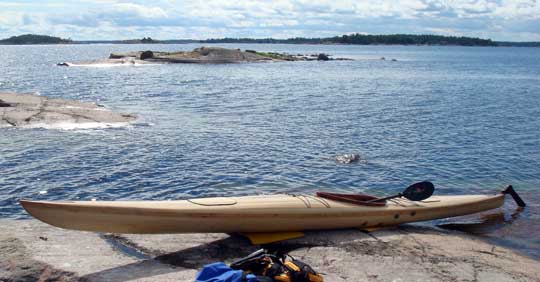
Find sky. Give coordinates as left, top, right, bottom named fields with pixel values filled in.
left=0, top=0, right=539, bottom=41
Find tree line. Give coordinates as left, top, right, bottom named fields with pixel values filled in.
left=2, top=33, right=537, bottom=47
left=204, top=33, right=496, bottom=46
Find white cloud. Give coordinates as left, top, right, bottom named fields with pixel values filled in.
left=493, top=0, right=540, bottom=19
left=0, top=12, right=25, bottom=27
left=111, top=3, right=168, bottom=19
left=0, top=0, right=539, bottom=41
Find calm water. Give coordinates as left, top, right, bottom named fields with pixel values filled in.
left=1, top=44, right=539, bottom=258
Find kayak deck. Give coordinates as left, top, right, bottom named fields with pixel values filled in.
left=20, top=193, right=505, bottom=234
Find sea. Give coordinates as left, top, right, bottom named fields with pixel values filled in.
left=0, top=43, right=539, bottom=259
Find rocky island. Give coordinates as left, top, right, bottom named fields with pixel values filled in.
left=58, top=47, right=352, bottom=66
left=0, top=93, right=136, bottom=129
left=0, top=34, right=72, bottom=45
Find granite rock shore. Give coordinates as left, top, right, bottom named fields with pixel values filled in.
left=1, top=219, right=538, bottom=282
left=0, top=92, right=136, bottom=128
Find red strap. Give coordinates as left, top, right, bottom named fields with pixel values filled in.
left=316, top=192, right=386, bottom=206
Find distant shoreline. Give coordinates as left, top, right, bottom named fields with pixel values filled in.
left=2, top=33, right=539, bottom=47
left=2, top=41, right=540, bottom=48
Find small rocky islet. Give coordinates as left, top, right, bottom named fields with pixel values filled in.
left=0, top=92, right=136, bottom=128
left=57, top=46, right=353, bottom=66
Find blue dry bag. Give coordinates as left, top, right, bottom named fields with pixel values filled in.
left=195, top=262, right=258, bottom=282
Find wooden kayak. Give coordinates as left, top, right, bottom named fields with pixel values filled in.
left=20, top=192, right=508, bottom=234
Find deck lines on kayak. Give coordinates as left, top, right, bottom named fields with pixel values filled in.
left=288, top=194, right=331, bottom=208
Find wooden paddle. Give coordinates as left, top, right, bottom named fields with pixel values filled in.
left=368, top=181, right=435, bottom=203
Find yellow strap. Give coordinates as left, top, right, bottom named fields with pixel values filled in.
left=240, top=231, right=305, bottom=244
left=309, top=273, right=324, bottom=282
left=284, top=261, right=300, bottom=271
left=274, top=274, right=291, bottom=282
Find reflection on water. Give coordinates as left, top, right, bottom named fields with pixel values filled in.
left=438, top=208, right=523, bottom=235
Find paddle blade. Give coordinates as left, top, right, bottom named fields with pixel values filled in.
left=502, top=185, right=526, bottom=207
left=402, top=181, right=434, bottom=201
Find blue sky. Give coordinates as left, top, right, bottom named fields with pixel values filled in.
left=1, top=0, right=539, bottom=41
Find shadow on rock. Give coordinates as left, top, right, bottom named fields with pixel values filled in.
left=83, top=230, right=372, bottom=281
left=82, top=260, right=172, bottom=282
left=154, top=235, right=259, bottom=268
left=0, top=99, right=12, bottom=107
left=82, top=235, right=258, bottom=282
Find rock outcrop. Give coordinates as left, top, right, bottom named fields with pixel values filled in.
left=0, top=93, right=136, bottom=128
left=139, top=50, right=154, bottom=60
left=1, top=219, right=539, bottom=282
left=317, top=53, right=330, bottom=61
left=59, top=47, right=354, bottom=66
left=104, top=47, right=272, bottom=64
left=334, top=153, right=361, bottom=164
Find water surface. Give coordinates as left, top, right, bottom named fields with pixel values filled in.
left=1, top=43, right=539, bottom=258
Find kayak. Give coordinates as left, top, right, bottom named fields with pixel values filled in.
left=20, top=192, right=510, bottom=234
